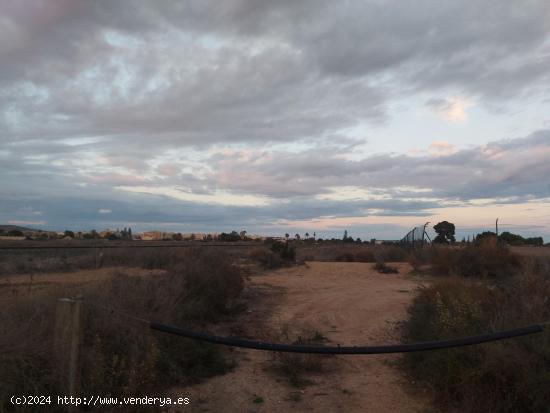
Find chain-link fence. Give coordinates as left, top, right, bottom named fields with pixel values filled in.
left=400, top=223, right=430, bottom=248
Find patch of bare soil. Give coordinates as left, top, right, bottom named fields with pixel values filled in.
left=178, top=262, right=430, bottom=413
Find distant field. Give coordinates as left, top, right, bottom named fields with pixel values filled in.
left=0, top=239, right=260, bottom=249
left=510, top=245, right=550, bottom=257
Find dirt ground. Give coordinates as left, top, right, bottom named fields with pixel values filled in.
left=179, top=262, right=430, bottom=413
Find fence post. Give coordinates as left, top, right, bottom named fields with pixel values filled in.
left=54, top=298, right=82, bottom=411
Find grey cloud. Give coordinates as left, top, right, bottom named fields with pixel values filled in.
left=2, top=0, right=549, bottom=152
left=204, top=130, right=550, bottom=201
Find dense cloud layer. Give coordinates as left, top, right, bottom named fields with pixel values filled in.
left=1, top=1, right=549, bottom=238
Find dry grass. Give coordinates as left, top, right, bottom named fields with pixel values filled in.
left=269, top=325, right=333, bottom=387
left=0, top=249, right=244, bottom=412
left=402, top=257, right=550, bottom=412
left=373, top=261, right=399, bottom=274
left=248, top=241, right=296, bottom=269
left=299, top=243, right=407, bottom=263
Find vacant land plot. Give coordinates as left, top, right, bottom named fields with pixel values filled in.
left=180, top=261, right=429, bottom=413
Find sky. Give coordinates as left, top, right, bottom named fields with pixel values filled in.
left=1, top=0, right=550, bottom=241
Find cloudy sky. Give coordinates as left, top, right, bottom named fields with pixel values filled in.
left=1, top=0, right=550, bottom=240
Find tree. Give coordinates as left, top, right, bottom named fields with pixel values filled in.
left=475, top=231, right=496, bottom=243
left=499, top=231, right=524, bottom=246
left=285, top=233, right=289, bottom=240
left=525, top=236, right=543, bottom=246
left=7, top=229, right=24, bottom=237
left=433, top=221, right=456, bottom=244
left=239, top=230, right=247, bottom=240
left=305, top=232, right=310, bottom=239
left=64, top=230, right=75, bottom=238
left=295, top=233, right=300, bottom=240
left=219, top=231, right=240, bottom=242
left=342, top=229, right=353, bottom=243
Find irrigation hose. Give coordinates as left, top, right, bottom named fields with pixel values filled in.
left=149, top=322, right=545, bottom=354
left=88, top=300, right=547, bottom=354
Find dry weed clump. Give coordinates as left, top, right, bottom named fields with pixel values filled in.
left=0, top=291, right=64, bottom=412
left=0, top=249, right=243, bottom=412
left=249, top=241, right=296, bottom=269
left=269, top=325, right=333, bottom=387
left=402, top=267, right=550, bottom=413
left=373, top=261, right=399, bottom=274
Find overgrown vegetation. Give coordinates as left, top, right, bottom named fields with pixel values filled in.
left=0, top=249, right=244, bottom=412
left=402, top=242, right=550, bottom=413
left=270, top=325, right=332, bottom=388
left=249, top=241, right=296, bottom=269
left=373, top=261, right=399, bottom=274
left=330, top=245, right=406, bottom=263
left=427, top=237, right=522, bottom=278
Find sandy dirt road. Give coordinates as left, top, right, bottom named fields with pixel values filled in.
left=180, top=262, right=429, bottom=413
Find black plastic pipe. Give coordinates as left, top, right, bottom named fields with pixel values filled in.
left=150, top=322, right=544, bottom=354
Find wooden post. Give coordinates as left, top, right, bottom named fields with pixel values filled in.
left=54, top=298, right=82, bottom=409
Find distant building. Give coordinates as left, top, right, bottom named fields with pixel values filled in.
left=141, top=231, right=169, bottom=241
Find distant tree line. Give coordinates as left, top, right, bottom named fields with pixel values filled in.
left=476, top=231, right=543, bottom=246
left=432, top=220, right=544, bottom=246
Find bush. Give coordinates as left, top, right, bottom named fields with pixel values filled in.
left=249, top=243, right=296, bottom=269
left=167, top=251, right=244, bottom=323
left=402, top=271, right=550, bottom=412
left=270, top=241, right=296, bottom=261
left=430, top=240, right=522, bottom=278
left=373, top=261, right=399, bottom=274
